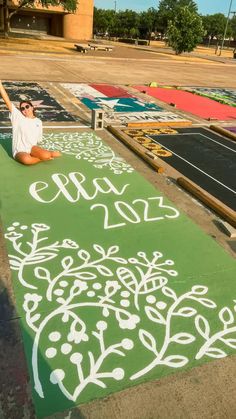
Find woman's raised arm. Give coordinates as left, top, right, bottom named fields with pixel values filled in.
left=0, top=80, right=12, bottom=113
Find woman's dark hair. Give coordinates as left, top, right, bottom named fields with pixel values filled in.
left=19, top=100, right=36, bottom=116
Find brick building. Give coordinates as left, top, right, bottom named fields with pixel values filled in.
left=0, top=0, right=94, bottom=39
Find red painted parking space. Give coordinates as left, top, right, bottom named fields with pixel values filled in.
left=134, top=86, right=236, bottom=120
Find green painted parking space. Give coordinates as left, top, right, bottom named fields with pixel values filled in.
left=0, top=130, right=236, bottom=418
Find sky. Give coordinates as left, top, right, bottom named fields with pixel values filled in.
left=94, top=0, right=236, bottom=16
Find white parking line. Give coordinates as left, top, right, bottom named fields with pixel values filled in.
left=157, top=132, right=236, bottom=153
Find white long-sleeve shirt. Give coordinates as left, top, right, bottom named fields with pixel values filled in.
left=10, top=104, right=42, bottom=158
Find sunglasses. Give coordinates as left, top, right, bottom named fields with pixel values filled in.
left=20, top=104, right=32, bottom=111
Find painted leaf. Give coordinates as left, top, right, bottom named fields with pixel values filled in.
left=195, top=315, right=210, bottom=339
left=219, top=307, right=234, bottom=325
left=191, top=286, right=208, bottom=295
left=222, top=338, right=236, bottom=349
left=174, top=307, right=197, bottom=317
left=96, top=265, right=113, bottom=277
left=116, top=267, right=138, bottom=293
left=204, top=347, right=226, bottom=358
left=78, top=249, right=90, bottom=261
left=26, top=253, right=57, bottom=264
left=62, top=312, right=70, bottom=323
left=75, top=272, right=97, bottom=280
left=139, top=329, right=158, bottom=354
left=94, top=158, right=113, bottom=164
left=162, top=286, right=177, bottom=301
left=139, top=274, right=167, bottom=294
left=93, top=244, right=105, bottom=255
left=145, top=306, right=166, bottom=325
left=108, top=245, right=119, bottom=255
left=34, top=267, right=51, bottom=281
left=56, top=297, right=65, bottom=304
left=171, top=333, right=195, bottom=345
left=61, top=256, right=73, bottom=270
left=112, top=257, right=127, bottom=264
left=9, top=259, right=21, bottom=269
left=163, top=355, right=188, bottom=368
left=102, top=307, right=109, bottom=317
left=198, top=298, right=216, bottom=309
left=30, top=313, right=41, bottom=323
left=128, top=258, right=139, bottom=264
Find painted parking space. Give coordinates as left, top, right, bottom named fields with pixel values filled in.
left=147, top=127, right=236, bottom=211
left=0, top=82, right=77, bottom=123
left=0, top=130, right=236, bottom=418
left=133, top=86, right=236, bottom=121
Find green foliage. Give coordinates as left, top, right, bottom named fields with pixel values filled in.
left=158, top=0, right=198, bottom=33
left=93, top=7, right=160, bottom=39
left=230, top=16, right=236, bottom=41
left=93, top=8, right=116, bottom=35
left=15, top=0, right=77, bottom=13
left=93, top=7, right=140, bottom=38
left=138, top=8, right=159, bottom=38
left=166, top=6, right=204, bottom=54
left=201, top=14, right=228, bottom=40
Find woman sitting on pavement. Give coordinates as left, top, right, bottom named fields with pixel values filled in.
left=0, top=80, right=61, bottom=165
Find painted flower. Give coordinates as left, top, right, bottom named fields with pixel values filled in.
left=70, top=280, right=88, bottom=298
left=67, top=330, right=88, bottom=344
left=112, top=368, right=124, bottom=380
left=5, top=231, right=23, bottom=241
left=118, top=314, right=140, bottom=330
left=61, top=239, right=79, bottom=249
left=106, top=280, right=121, bottom=292
left=96, top=321, right=107, bottom=331
left=31, top=223, right=50, bottom=232
left=23, top=293, right=42, bottom=312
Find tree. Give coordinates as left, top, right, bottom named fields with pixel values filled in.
left=201, top=14, right=228, bottom=45
left=167, top=6, right=204, bottom=54
left=230, top=15, right=236, bottom=41
left=2, top=0, right=77, bottom=38
left=116, top=9, right=140, bottom=37
left=139, top=8, right=159, bottom=39
left=158, top=0, right=198, bottom=34
left=93, top=8, right=116, bottom=36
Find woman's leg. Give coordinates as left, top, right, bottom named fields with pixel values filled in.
left=31, top=146, right=61, bottom=160
left=15, top=152, right=41, bottom=165
left=50, top=150, right=62, bottom=158
left=31, top=146, right=52, bottom=161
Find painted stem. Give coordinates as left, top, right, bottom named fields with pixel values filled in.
left=32, top=301, right=132, bottom=397
left=130, top=291, right=192, bottom=380
left=195, top=325, right=236, bottom=360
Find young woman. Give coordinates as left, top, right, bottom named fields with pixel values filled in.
left=0, top=80, right=61, bottom=165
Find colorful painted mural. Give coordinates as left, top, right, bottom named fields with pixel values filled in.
left=184, top=87, right=236, bottom=108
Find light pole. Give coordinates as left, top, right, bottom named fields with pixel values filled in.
left=219, top=0, right=233, bottom=55
left=114, top=0, right=117, bottom=12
